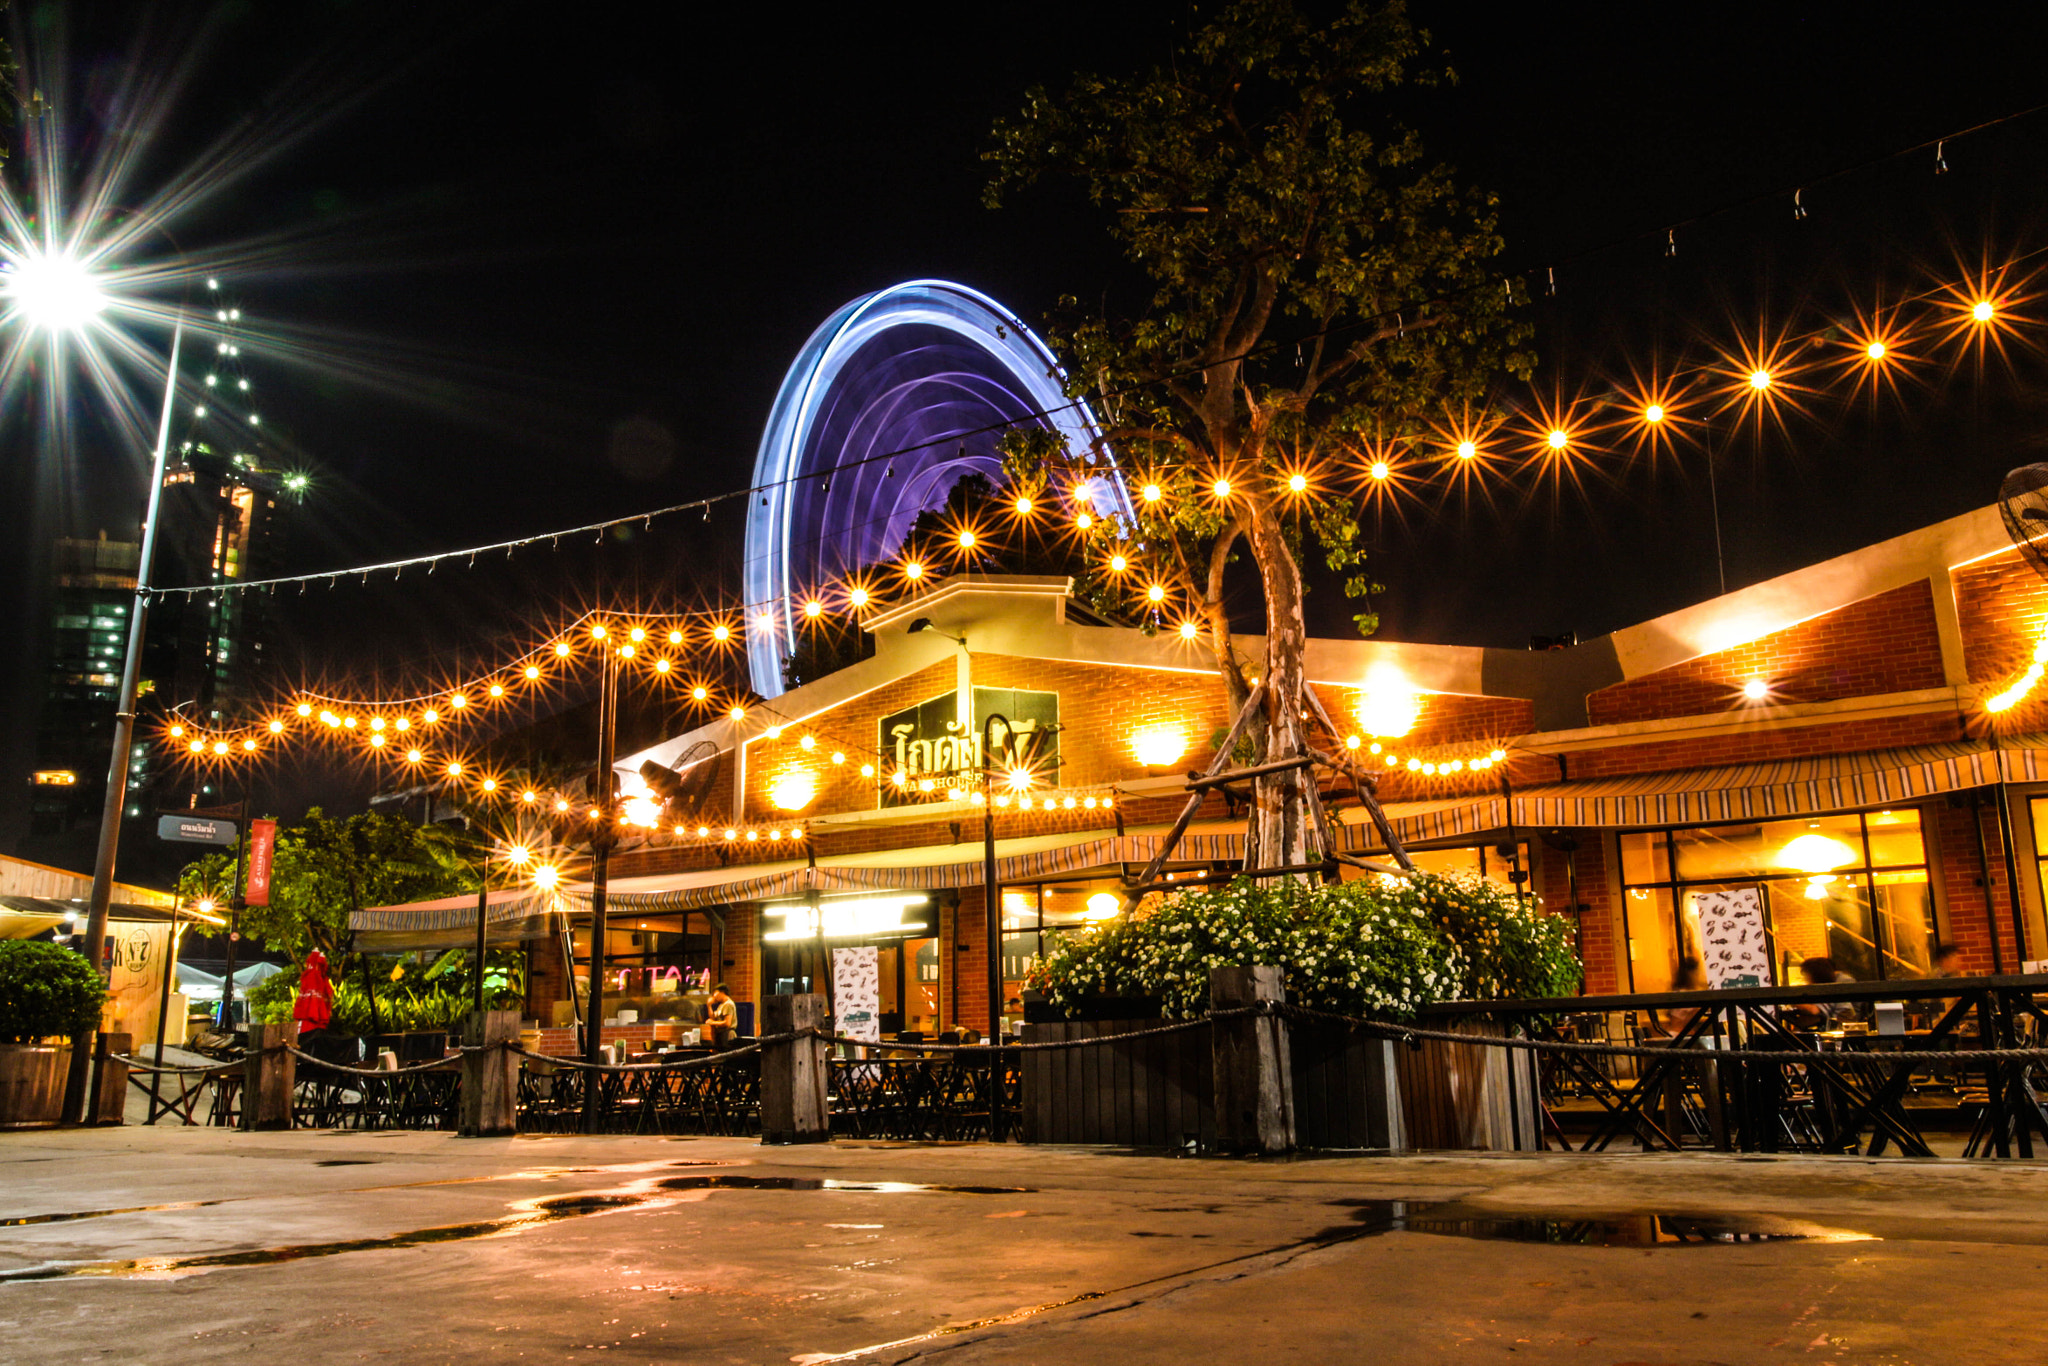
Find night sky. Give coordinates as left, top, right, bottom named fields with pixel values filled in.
left=6, top=0, right=2048, bottom=855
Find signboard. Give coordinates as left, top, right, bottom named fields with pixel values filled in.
left=876, top=686, right=1058, bottom=806
left=1689, top=887, right=1773, bottom=989
left=832, top=946, right=881, bottom=1044
left=244, top=819, right=277, bottom=906
left=158, top=815, right=237, bottom=846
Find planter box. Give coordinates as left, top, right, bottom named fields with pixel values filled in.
left=1395, top=1019, right=1541, bottom=1152
left=0, top=1043, right=68, bottom=1129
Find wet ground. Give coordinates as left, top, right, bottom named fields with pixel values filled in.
left=4, top=1128, right=2047, bottom=1363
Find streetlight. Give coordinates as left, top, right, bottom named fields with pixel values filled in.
left=907, top=619, right=1005, bottom=1044
left=7, top=245, right=187, bottom=1121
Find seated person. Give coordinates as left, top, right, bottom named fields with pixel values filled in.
left=1790, top=956, right=1857, bottom=1028
left=1653, top=956, right=1711, bottom=1037
left=704, top=984, right=738, bottom=1047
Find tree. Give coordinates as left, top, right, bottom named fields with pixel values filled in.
left=175, top=809, right=476, bottom=965
left=986, top=0, right=1530, bottom=869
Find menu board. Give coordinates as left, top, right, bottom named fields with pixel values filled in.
left=1689, top=887, right=1773, bottom=989
left=832, top=946, right=881, bottom=1043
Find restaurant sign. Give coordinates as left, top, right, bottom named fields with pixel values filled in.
left=877, top=686, right=1059, bottom=806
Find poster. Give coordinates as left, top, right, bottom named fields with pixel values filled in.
left=832, top=946, right=881, bottom=1043
left=1689, top=887, right=1773, bottom=989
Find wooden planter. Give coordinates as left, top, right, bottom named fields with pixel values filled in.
left=0, top=1043, right=68, bottom=1129
left=1395, top=1019, right=1542, bottom=1151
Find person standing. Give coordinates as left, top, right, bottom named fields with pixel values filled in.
left=704, top=983, right=738, bottom=1048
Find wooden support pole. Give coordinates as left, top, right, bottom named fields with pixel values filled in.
left=241, top=1021, right=297, bottom=1131
left=1184, top=754, right=1316, bottom=791
left=760, top=994, right=829, bottom=1144
left=1126, top=685, right=1266, bottom=907
left=1210, top=966, right=1294, bottom=1155
left=460, top=1009, right=521, bottom=1137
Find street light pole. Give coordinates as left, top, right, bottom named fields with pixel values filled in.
left=66, top=312, right=183, bottom=1122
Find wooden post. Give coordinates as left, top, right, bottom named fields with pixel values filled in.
left=1210, top=966, right=1294, bottom=1154
left=241, top=1021, right=297, bottom=1131
left=91, top=1032, right=131, bottom=1125
left=460, top=1009, right=521, bottom=1137
left=760, top=994, right=829, bottom=1144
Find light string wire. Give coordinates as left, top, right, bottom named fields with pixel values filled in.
left=149, top=98, right=2048, bottom=604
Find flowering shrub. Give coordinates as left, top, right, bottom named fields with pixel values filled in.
left=1027, top=872, right=1579, bottom=1020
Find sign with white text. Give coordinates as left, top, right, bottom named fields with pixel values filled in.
left=157, top=815, right=237, bottom=846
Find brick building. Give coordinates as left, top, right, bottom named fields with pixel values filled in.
left=359, top=503, right=2048, bottom=1046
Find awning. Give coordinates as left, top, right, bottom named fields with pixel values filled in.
left=1351, top=739, right=2048, bottom=848
left=555, top=823, right=1248, bottom=913
left=349, top=888, right=563, bottom=952
left=0, top=897, right=207, bottom=939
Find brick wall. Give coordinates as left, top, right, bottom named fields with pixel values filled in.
left=1588, top=581, right=1946, bottom=726
left=1929, top=799, right=2026, bottom=975
left=1535, top=836, right=1622, bottom=995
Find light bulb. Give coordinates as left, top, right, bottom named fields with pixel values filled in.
left=1546, top=428, right=1569, bottom=450
left=1973, top=299, right=1996, bottom=323
left=1212, top=478, right=1231, bottom=498
left=1141, top=483, right=1162, bottom=502
left=1456, top=440, right=1477, bottom=460
left=1287, top=472, right=1308, bottom=492
left=1643, top=404, right=1665, bottom=424
left=1748, top=369, right=1771, bottom=391
left=1014, top=495, right=1033, bottom=514
left=1866, top=340, right=1886, bottom=360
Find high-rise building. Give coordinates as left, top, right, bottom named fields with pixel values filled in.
left=25, top=534, right=141, bottom=852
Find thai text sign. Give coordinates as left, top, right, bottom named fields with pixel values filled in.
left=876, top=686, right=1058, bottom=807
left=158, top=815, right=236, bottom=846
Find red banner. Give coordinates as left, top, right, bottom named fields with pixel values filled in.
left=245, top=818, right=277, bottom=906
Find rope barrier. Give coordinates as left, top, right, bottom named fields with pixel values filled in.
left=1268, top=1002, right=2048, bottom=1066
left=109, top=1054, right=240, bottom=1076
left=503, top=1038, right=773, bottom=1072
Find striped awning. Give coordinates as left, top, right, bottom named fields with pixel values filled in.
left=553, top=827, right=1248, bottom=913
left=1354, top=739, right=2048, bottom=849
left=350, top=888, right=563, bottom=952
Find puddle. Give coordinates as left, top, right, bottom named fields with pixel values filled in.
left=2, top=1200, right=224, bottom=1228
left=0, top=1190, right=665, bottom=1283
left=2, top=1168, right=1030, bottom=1283
left=658, top=1177, right=1031, bottom=1195
left=1327, top=1199, right=1877, bottom=1246
left=313, top=1160, right=377, bottom=1167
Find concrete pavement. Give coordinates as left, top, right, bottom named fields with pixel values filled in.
left=4, top=1127, right=2047, bottom=1364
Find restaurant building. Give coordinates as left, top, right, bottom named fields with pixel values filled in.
left=362, top=502, right=2048, bottom=1046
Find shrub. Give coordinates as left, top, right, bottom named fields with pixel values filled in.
left=1027, top=872, right=1579, bottom=1020
left=0, top=941, right=107, bottom=1043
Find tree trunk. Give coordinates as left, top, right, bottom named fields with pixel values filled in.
left=1243, top=499, right=1322, bottom=875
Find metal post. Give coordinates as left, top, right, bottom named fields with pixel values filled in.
left=1992, top=734, right=2032, bottom=966
left=218, top=795, right=250, bottom=1030
left=1498, top=767, right=1529, bottom=907
left=983, top=750, right=1001, bottom=1045
left=581, top=648, right=618, bottom=1133
left=67, top=314, right=184, bottom=1122
left=473, top=875, right=490, bottom=1018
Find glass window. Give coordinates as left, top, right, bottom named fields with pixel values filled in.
left=1618, top=809, right=1933, bottom=987
left=1398, top=842, right=1532, bottom=888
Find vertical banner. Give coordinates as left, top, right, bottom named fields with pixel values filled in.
left=244, top=819, right=278, bottom=907
left=1689, top=887, right=1772, bottom=989
left=832, top=946, right=881, bottom=1044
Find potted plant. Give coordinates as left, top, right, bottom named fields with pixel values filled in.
left=0, top=941, right=107, bottom=1128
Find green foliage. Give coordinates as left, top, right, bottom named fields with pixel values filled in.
left=245, top=950, right=526, bottom=1036
left=1027, top=872, right=1577, bottom=1020
left=0, top=941, right=107, bottom=1042
left=176, top=808, right=477, bottom=962
left=986, top=0, right=1533, bottom=737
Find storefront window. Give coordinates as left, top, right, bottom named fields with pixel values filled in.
left=1617, top=809, right=1935, bottom=992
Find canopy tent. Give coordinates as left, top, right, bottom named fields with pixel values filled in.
left=0, top=896, right=210, bottom=940
left=350, top=887, right=563, bottom=953
left=1347, top=739, right=2048, bottom=849
left=176, top=959, right=284, bottom=1001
